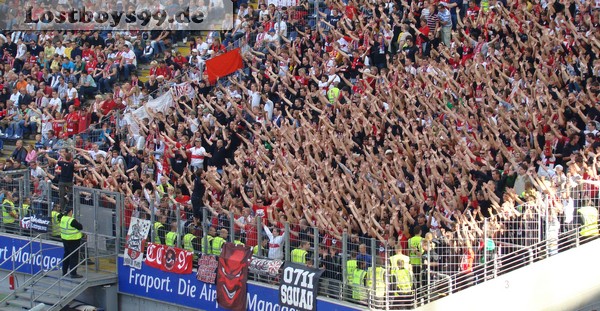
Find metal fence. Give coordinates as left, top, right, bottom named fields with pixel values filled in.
left=1, top=174, right=599, bottom=309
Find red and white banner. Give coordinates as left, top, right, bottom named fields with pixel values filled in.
left=123, top=217, right=151, bottom=269
left=145, top=243, right=194, bottom=274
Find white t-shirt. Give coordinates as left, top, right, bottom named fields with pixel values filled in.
left=16, top=43, right=27, bottom=60
left=48, top=98, right=62, bottom=111
left=9, top=93, right=20, bottom=107
left=196, top=42, right=209, bottom=56
left=187, top=146, right=207, bottom=167
left=248, top=89, right=261, bottom=108
left=123, top=50, right=137, bottom=66
left=274, top=21, right=287, bottom=38
left=67, top=87, right=78, bottom=100
left=89, top=149, right=108, bottom=161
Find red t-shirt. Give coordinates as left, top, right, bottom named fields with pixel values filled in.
left=52, top=120, right=64, bottom=138
left=78, top=112, right=90, bottom=134
left=65, top=112, right=80, bottom=135
left=101, top=100, right=116, bottom=115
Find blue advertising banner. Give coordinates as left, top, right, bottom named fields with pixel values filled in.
left=118, top=257, right=361, bottom=311
left=0, top=234, right=63, bottom=274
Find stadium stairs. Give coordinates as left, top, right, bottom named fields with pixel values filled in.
left=0, top=240, right=116, bottom=311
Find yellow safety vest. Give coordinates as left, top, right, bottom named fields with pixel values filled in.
left=183, top=233, right=196, bottom=252
left=346, top=259, right=357, bottom=282
left=392, top=268, right=412, bottom=294
left=202, top=235, right=214, bottom=254
left=390, top=253, right=411, bottom=271
left=579, top=206, right=599, bottom=237
left=291, top=248, right=307, bottom=264
left=22, top=204, right=30, bottom=217
left=2, top=199, right=15, bottom=224
left=212, top=236, right=226, bottom=256
left=352, top=269, right=367, bottom=301
left=366, top=266, right=386, bottom=297
left=408, top=236, right=423, bottom=265
left=153, top=222, right=164, bottom=244
left=51, top=210, right=61, bottom=236
left=157, top=183, right=172, bottom=195
left=165, top=232, right=178, bottom=247
left=60, top=216, right=82, bottom=240
left=327, top=87, right=340, bottom=104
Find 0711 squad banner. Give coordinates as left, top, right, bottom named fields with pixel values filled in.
left=279, top=262, right=323, bottom=311
left=118, top=256, right=361, bottom=311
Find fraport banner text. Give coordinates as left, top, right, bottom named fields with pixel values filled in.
left=118, top=257, right=360, bottom=311
left=0, top=234, right=63, bottom=274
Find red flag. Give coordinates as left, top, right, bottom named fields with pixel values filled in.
left=216, top=243, right=253, bottom=311
left=205, top=48, right=244, bottom=85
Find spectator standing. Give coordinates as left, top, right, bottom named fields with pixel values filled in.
left=59, top=207, right=84, bottom=278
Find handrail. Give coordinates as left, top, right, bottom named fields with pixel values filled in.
left=0, top=234, right=64, bottom=289
left=0, top=233, right=44, bottom=268
left=33, top=242, right=89, bottom=310
left=0, top=244, right=64, bottom=287
left=1, top=241, right=88, bottom=309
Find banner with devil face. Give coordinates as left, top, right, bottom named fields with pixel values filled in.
left=216, top=243, right=253, bottom=311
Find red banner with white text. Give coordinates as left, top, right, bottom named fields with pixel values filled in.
left=145, top=243, right=193, bottom=274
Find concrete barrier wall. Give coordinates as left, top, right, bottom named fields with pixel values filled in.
left=415, top=238, right=600, bottom=311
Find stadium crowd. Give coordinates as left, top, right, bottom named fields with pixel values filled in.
left=0, top=0, right=600, bottom=303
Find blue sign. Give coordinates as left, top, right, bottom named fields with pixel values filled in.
left=0, top=234, right=63, bottom=274
left=118, top=257, right=361, bottom=311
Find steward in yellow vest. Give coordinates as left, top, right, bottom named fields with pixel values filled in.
left=346, top=251, right=358, bottom=283
left=366, top=265, right=386, bottom=299
left=2, top=194, right=17, bottom=224
left=153, top=215, right=168, bottom=245
left=351, top=260, right=367, bottom=302
left=291, top=241, right=310, bottom=264
left=59, top=208, right=84, bottom=278
left=51, top=206, right=62, bottom=238
left=183, top=225, right=200, bottom=261
left=391, top=260, right=413, bottom=297
left=165, top=222, right=179, bottom=247
left=211, top=229, right=228, bottom=256
left=202, top=226, right=216, bottom=254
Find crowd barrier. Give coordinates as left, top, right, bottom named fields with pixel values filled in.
left=1, top=172, right=598, bottom=309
